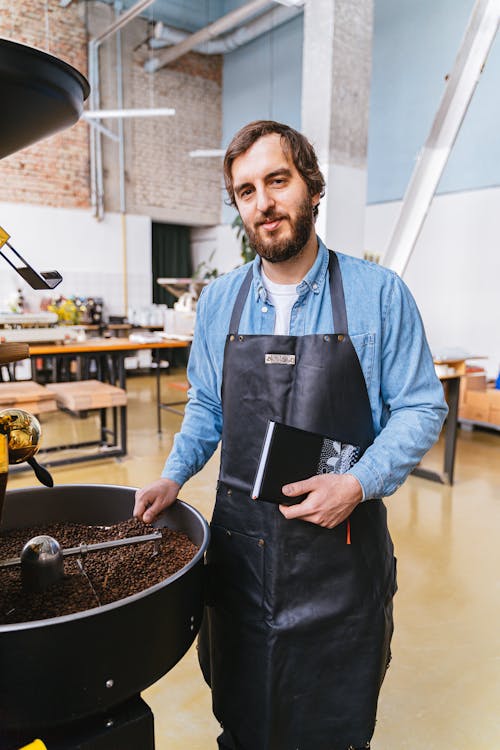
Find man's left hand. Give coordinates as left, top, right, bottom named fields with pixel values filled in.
left=279, top=473, right=363, bottom=528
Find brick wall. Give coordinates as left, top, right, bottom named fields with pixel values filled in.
left=0, top=1, right=223, bottom=225
left=92, top=4, right=223, bottom=225
left=0, top=0, right=90, bottom=209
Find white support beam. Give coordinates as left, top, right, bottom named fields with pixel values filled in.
left=383, top=0, right=500, bottom=276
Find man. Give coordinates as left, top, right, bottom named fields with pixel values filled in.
left=134, top=120, right=447, bottom=750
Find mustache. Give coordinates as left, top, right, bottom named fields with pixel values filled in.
left=255, top=212, right=288, bottom=226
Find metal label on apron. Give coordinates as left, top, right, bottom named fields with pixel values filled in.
left=265, top=353, right=296, bottom=365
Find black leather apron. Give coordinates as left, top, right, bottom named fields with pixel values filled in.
left=198, top=252, right=397, bottom=750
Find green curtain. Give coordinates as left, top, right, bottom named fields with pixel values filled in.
left=151, top=222, right=192, bottom=308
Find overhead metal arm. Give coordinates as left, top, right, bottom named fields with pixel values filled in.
left=383, top=0, right=500, bottom=276
left=0, top=226, right=62, bottom=290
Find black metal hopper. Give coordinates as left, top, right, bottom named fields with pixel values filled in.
left=0, top=38, right=90, bottom=160
left=0, top=485, right=209, bottom=747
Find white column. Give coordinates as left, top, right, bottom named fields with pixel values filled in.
left=301, top=0, right=373, bottom=257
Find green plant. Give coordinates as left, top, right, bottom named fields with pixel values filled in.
left=194, top=250, right=219, bottom=280
left=232, top=214, right=255, bottom=264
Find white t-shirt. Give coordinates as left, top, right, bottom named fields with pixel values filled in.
left=261, top=270, right=299, bottom=335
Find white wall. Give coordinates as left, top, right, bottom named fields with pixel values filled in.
left=191, top=224, right=243, bottom=279
left=365, top=186, right=500, bottom=379
left=0, top=202, right=151, bottom=318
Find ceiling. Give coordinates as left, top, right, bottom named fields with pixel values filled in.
left=91, top=0, right=267, bottom=33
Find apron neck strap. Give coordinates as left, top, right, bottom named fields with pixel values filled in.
left=229, top=250, right=349, bottom=335
left=328, top=251, right=348, bottom=334
left=229, top=265, right=253, bottom=335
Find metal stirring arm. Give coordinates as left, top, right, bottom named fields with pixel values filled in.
left=0, top=531, right=162, bottom=569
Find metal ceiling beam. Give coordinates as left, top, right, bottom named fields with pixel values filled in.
left=91, top=0, right=156, bottom=46
left=383, top=0, right=500, bottom=276
left=146, top=0, right=277, bottom=72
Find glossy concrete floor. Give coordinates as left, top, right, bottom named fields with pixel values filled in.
left=6, top=374, right=500, bottom=749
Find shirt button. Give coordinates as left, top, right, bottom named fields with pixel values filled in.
left=312, top=282, right=318, bottom=290
left=261, top=306, right=268, bottom=313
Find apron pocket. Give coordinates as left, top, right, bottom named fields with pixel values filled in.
left=207, top=524, right=266, bottom=620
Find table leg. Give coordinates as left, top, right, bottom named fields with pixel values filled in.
left=443, top=376, right=460, bottom=485
left=412, top=375, right=461, bottom=485
left=155, top=348, right=162, bottom=434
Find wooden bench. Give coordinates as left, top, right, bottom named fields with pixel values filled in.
left=49, top=379, right=127, bottom=412
left=39, top=380, right=127, bottom=466
left=0, top=380, right=58, bottom=415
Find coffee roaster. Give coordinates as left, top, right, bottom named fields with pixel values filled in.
left=0, top=484, right=209, bottom=750
left=0, top=405, right=209, bottom=749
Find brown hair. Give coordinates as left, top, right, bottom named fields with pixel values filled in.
left=223, top=120, right=325, bottom=217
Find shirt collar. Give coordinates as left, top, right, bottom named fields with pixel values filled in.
left=252, top=236, right=329, bottom=302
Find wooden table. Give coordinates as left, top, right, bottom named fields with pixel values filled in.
left=29, top=337, right=191, bottom=432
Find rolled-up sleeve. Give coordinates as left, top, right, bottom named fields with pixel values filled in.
left=349, top=272, right=448, bottom=499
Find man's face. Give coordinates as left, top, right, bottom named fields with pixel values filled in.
left=231, top=133, right=318, bottom=264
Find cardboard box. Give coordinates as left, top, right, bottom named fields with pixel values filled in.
left=459, top=391, right=490, bottom=422
left=459, top=370, right=487, bottom=408
left=487, top=389, right=500, bottom=408
left=489, top=408, right=500, bottom=426
left=459, top=386, right=500, bottom=426
left=465, top=372, right=488, bottom=391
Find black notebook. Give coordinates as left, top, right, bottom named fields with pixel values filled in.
left=251, top=421, right=361, bottom=505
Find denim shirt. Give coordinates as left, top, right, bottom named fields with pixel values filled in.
left=163, top=238, right=448, bottom=499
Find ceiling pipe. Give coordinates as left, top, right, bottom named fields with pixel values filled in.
left=146, top=3, right=302, bottom=60
left=145, top=0, right=280, bottom=73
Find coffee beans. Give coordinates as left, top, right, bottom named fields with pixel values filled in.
left=0, top=518, right=198, bottom=624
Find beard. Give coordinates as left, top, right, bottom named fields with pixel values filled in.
left=244, top=195, right=315, bottom=264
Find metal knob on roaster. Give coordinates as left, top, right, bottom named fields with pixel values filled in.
left=0, top=408, right=54, bottom=489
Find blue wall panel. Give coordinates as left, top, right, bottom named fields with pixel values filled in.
left=221, top=14, right=303, bottom=220
left=367, top=0, right=500, bottom=203
left=219, top=1, right=500, bottom=208
left=222, top=14, right=303, bottom=145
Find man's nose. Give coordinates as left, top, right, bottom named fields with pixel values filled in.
left=255, top=187, right=275, bottom=214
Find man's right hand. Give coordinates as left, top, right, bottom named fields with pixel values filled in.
left=134, top=478, right=181, bottom=524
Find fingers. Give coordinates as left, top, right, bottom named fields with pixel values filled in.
left=279, top=473, right=363, bottom=529
left=134, top=479, right=180, bottom=524
left=282, top=475, right=318, bottom=498
left=279, top=495, right=318, bottom=521
left=143, top=497, right=166, bottom=525
left=279, top=498, right=340, bottom=528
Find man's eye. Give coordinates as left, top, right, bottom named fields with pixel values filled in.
left=240, top=188, right=253, bottom=198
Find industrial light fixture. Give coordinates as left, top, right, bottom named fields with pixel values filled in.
left=189, top=149, right=225, bottom=158
left=84, top=107, right=175, bottom=119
